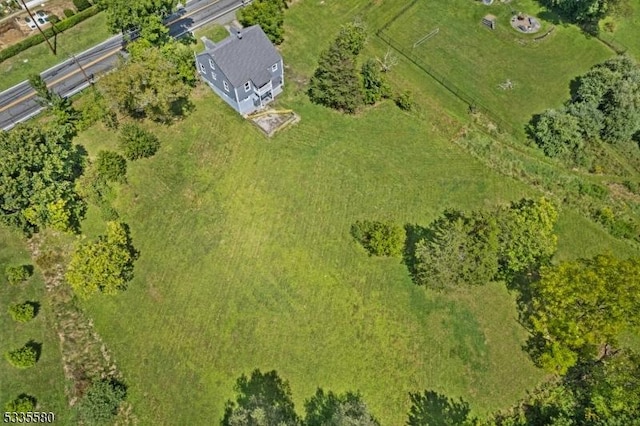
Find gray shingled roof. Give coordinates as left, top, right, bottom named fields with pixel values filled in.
left=203, top=25, right=281, bottom=88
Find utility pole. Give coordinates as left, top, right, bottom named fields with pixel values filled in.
left=19, top=0, right=56, bottom=55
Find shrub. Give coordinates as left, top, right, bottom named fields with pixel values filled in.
left=622, top=180, right=639, bottom=194
left=63, top=8, right=75, bottom=18
left=395, top=90, right=414, bottom=111
left=8, top=302, right=36, bottom=323
left=73, top=0, right=92, bottom=12
left=5, top=265, right=32, bottom=285
left=77, top=379, right=126, bottom=424
left=4, top=344, right=38, bottom=369
left=95, top=151, right=127, bottom=184
left=4, top=394, right=36, bottom=412
left=118, top=124, right=160, bottom=160
left=350, top=220, right=405, bottom=257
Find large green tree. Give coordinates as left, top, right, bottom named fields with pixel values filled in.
left=304, top=389, right=379, bottom=426
left=0, top=124, right=85, bottom=234
left=495, top=197, right=558, bottom=279
left=414, top=210, right=499, bottom=290
left=222, top=369, right=300, bottom=426
left=237, top=0, right=286, bottom=44
left=525, top=255, right=640, bottom=374
left=529, top=108, right=585, bottom=163
left=98, top=43, right=192, bottom=122
left=100, top=0, right=176, bottom=40
left=65, top=221, right=138, bottom=298
left=308, top=22, right=367, bottom=113
left=539, top=0, right=611, bottom=23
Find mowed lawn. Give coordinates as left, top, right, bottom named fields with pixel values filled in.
left=0, top=227, right=70, bottom=421
left=382, top=0, right=612, bottom=130
left=72, top=1, right=638, bottom=424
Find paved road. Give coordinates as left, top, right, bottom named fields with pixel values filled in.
left=0, top=0, right=244, bottom=131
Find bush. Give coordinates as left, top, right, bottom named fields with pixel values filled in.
left=77, top=379, right=126, bottom=424
left=0, top=6, right=100, bottom=63
left=118, top=124, right=160, bottom=160
left=351, top=220, right=405, bottom=257
left=8, top=302, right=36, bottom=323
left=5, top=265, right=32, bottom=285
left=4, top=344, right=38, bottom=369
left=73, top=0, right=92, bottom=12
left=63, top=8, right=76, bottom=18
left=395, top=90, right=414, bottom=111
left=95, top=151, right=127, bottom=184
left=622, top=180, right=639, bottom=194
left=4, top=394, right=36, bottom=412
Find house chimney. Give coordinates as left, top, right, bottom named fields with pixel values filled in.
left=237, top=30, right=243, bottom=39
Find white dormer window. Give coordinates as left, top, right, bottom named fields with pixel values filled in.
left=271, top=63, right=278, bottom=72
left=244, top=81, right=251, bottom=92
left=223, top=81, right=229, bottom=92
left=209, top=58, right=215, bottom=70
left=199, top=62, right=206, bottom=75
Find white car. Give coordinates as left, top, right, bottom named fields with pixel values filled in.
left=35, top=10, right=48, bottom=25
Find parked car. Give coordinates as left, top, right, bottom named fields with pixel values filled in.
left=35, top=10, right=49, bottom=25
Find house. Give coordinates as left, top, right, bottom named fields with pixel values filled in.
left=195, top=25, right=284, bottom=116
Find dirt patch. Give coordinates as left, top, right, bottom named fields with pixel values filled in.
left=608, top=183, right=640, bottom=204
left=249, top=109, right=300, bottom=137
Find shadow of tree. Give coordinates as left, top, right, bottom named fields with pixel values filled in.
left=402, top=223, right=430, bottom=283
left=407, top=390, right=476, bottom=426
left=25, top=340, right=42, bottom=362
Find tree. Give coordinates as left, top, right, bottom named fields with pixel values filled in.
left=29, top=74, right=80, bottom=130
left=118, top=123, right=160, bottom=160
left=0, top=124, right=86, bottom=234
left=524, top=255, right=640, bottom=374
left=237, top=0, right=286, bottom=44
left=4, top=343, right=38, bottom=369
left=4, top=394, right=36, bottom=412
left=8, top=302, right=36, bottom=323
left=222, top=369, right=300, bottom=426
left=98, top=44, right=192, bottom=122
left=95, top=151, right=127, bottom=184
left=413, top=210, right=499, bottom=290
left=65, top=222, right=138, bottom=298
left=539, top=0, right=610, bottom=24
left=350, top=220, right=405, bottom=257
left=308, top=43, right=364, bottom=113
left=406, top=390, right=477, bottom=426
left=100, top=0, right=177, bottom=39
left=5, top=265, right=32, bottom=285
left=489, top=349, right=640, bottom=424
left=529, top=108, right=585, bottom=163
left=304, top=389, right=379, bottom=426
left=495, top=198, right=558, bottom=279
left=361, top=59, right=390, bottom=105
left=308, top=22, right=368, bottom=113
left=77, top=379, right=127, bottom=424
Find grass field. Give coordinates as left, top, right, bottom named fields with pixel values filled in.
left=24, top=0, right=637, bottom=424
left=0, top=228, right=70, bottom=421
left=0, top=13, right=110, bottom=91
left=380, top=0, right=612, bottom=131
left=600, top=0, right=640, bottom=58
left=193, top=24, right=231, bottom=53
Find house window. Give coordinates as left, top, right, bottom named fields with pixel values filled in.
left=223, top=81, right=229, bottom=92
left=209, top=58, right=215, bottom=70
left=199, top=62, right=206, bottom=75
left=271, top=63, right=278, bottom=72
left=244, top=81, right=251, bottom=92
left=211, top=72, right=217, bottom=81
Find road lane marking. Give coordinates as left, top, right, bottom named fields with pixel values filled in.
left=165, top=0, right=222, bottom=25
left=0, top=46, right=122, bottom=114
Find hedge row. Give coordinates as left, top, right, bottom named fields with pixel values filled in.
left=0, top=6, right=102, bottom=64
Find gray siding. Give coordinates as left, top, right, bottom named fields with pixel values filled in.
left=197, top=53, right=238, bottom=109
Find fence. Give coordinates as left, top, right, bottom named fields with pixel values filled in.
left=376, top=29, right=516, bottom=134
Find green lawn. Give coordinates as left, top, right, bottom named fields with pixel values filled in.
left=381, top=0, right=612, bottom=132
left=66, top=0, right=638, bottom=424
left=0, top=13, right=110, bottom=91
left=0, top=227, right=70, bottom=421
left=599, top=0, right=640, bottom=59
left=193, top=24, right=232, bottom=53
